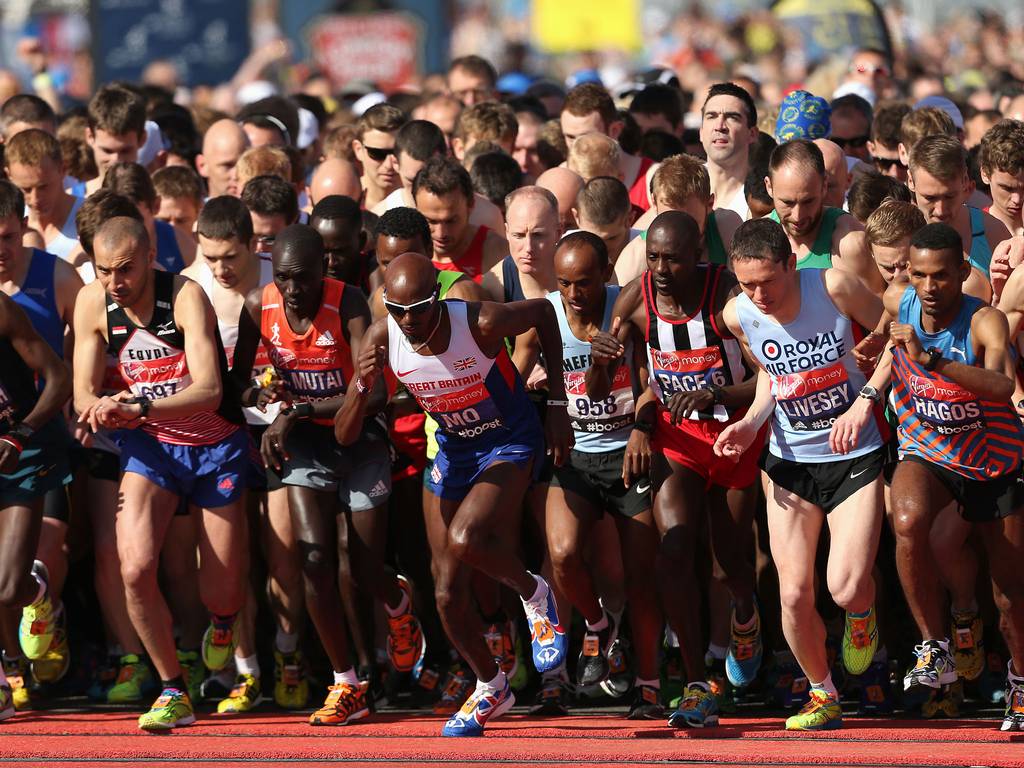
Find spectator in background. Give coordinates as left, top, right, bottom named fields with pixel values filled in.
left=351, top=103, right=405, bottom=210
left=868, top=101, right=911, bottom=182
left=446, top=55, right=498, bottom=107
left=237, top=96, right=299, bottom=149
left=628, top=85, right=685, bottom=137
left=196, top=119, right=249, bottom=198
left=83, top=85, right=148, bottom=196
left=152, top=165, right=204, bottom=235
left=829, top=94, right=874, bottom=163
left=413, top=93, right=462, bottom=144
left=452, top=102, right=518, bottom=163
left=509, top=96, right=548, bottom=182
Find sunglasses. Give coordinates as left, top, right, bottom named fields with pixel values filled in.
left=873, top=156, right=907, bottom=171
left=383, top=288, right=438, bottom=317
left=831, top=135, right=870, bottom=149
left=853, top=63, right=890, bottom=77
left=364, top=145, right=396, bottom=162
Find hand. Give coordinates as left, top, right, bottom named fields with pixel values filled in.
left=85, top=396, right=143, bottom=431
left=589, top=318, right=624, bottom=367
left=357, top=344, right=386, bottom=391
left=829, top=397, right=871, bottom=454
left=713, top=418, right=757, bottom=462
left=256, top=380, right=289, bottom=412
left=526, top=363, right=548, bottom=391
left=889, top=322, right=926, bottom=364
left=261, top=410, right=297, bottom=472
left=990, top=236, right=1024, bottom=304
left=71, top=419, right=94, bottom=449
left=665, top=388, right=715, bottom=425
left=0, top=438, right=20, bottom=474
left=853, top=332, right=887, bottom=375
left=544, top=404, right=574, bottom=468
left=622, top=426, right=652, bottom=486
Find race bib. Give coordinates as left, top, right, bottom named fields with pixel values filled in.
left=904, top=373, right=985, bottom=435
left=121, top=350, right=190, bottom=401
left=651, top=346, right=727, bottom=398
left=417, top=380, right=504, bottom=439
left=564, top=365, right=634, bottom=435
left=772, top=362, right=852, bottom=431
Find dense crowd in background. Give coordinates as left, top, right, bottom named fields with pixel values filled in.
left=1, top=3, right=1024, bottom=738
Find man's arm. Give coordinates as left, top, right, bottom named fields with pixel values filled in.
left=232, top=288, right=265, bottom=399
left=445, top=275, right=486, bottom=302
left=71, top=282, right=110, bottom=416
left=586, top=279, right=643, bottom=401
left=825, top=267, right=884, bottom=333
left=1, top=293, right=71, bottom=430
left=835, top=226, right=887, bottom=296
left=480, top=230, right=509, bottom=275
left=480, top=259, right=506, bottom=303
left=712, top=208, right=742, bottom=253
left=54, top=256, right=84, bottom=362
left=334, top=318, right=389, bottom=445
left=613, top=235, right=646, bottom=287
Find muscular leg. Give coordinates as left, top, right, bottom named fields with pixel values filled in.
left=890, top=461, right=950, bottom=640
left=708, top=484, right=758, bottom=623
left=764, top=479, right=827, bottom=684
left=930, top=502, right=977, bottom=612
left=546, top=485, right=602, bottom=624
left=651, top=454, right=708, bottom=682
left=615, top=509, right=661, bottom=680
left=117, top=473, right=179, bottom=680
left=591, top=515, right=626, bottom=615
left=0, top=503, right=43, bottom=610
left=36, top=518, right=68, bottom=596
left=160, top=514, right=206, bottom=649
left=978, top=513, right=1024, bottom=672
left=337, top=513, right=370, bottom=669
left=824, top=478, right=883, bottom=614
left=343, top=503, right=400, bottom=670
left=263, top=487, right=302, bottom=636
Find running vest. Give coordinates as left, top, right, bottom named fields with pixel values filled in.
left=424, top=271, right=467, bottom=460
left=502, top=255, right=526, bottom=303
left=967, top=206, right=992, bottom=277
left=891, top=287, right=1024, bottom=480
left=735, top=268, right=882, bottom=461
left=768, top=207, right=846, bottom=270
left=12, top=249, right=64, bottom=357
left=260, top=278, right=353, bottom=427
left=155, top=220, right=185, bottom=274
left=196, top=261, right=276, bottom=426
left=548, top=285, right=634, bottom=452
left=42, top=196, right=84, bottom=262
left=643, top=267, right=750, bottom=422
left=106, top=270, right=241, bottom=446
left=628, top=156, right=655, bottom=212
left=389, top=300, right=539, bottom=450
left=433, top=226, right=488, bottom=283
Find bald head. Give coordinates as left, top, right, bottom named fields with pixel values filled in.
left=199, top=119, right=249, bottom=197
left=272, top=223, right=324, bottom=268
left=310, top=157, right=362, bottom=205
left=385, top=252, right=438, bottom=304
left=813, top=138, right=850, bottom=209
left=95, top=216, right=151, bottom=260
left=537, top=166, right=584, bottom=231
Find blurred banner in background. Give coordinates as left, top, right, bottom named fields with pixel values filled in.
left=771, top=0, right=891, bottom=63
left=531, top=0, right=641, bottom=54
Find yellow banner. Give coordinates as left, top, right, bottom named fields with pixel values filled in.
left=532, top=0, right=641, bottom=54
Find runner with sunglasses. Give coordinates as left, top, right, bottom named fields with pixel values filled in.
left=335, top=251, right=573, bottom=736
left=233, top=223, right=424, bottom=726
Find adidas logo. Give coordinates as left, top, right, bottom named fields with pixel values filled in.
left=314, top=330, right=336, bottom=347
left=368, top=479, right=389, bottom=498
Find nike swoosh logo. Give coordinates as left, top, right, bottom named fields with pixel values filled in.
left=397, top=368, right=418, bottom=377
left=635, top=482, right=651, bottom=494
left=850, top=468, right=870, bottom=480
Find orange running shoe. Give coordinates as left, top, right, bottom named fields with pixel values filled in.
left=386, top=575, right=424, bottom=673
left=309, top=681, right=370, bottom=726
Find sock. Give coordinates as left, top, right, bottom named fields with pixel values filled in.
left=161, top=675, right=187, bottom=693
left=706, top=643, right=727, bottom=661
left=211, top=613, right=237, bottom=630
left=526, top=573, right=547, bottom=603
left=275, top=629, right=298, bottom=655
left=1008, top=660, right=1024, bottom=682
left=481, top=669, right=506, bottom=691
left=384, top=588, right=410, bottom=618
left=929, top=638, right=951, bottom=652
left=635, top=677, right=660, bottom=689
left=31, top=565, right=46, bottom=605
left=811, top=672, right=838, bottom=699
left=585, top=612, right=609, bottom=633
left=687, top=680, right=710, bottom=692
left=734, top=611, right=757, bottom=632
left=236, top=653, right=260, bottom=678
left=599, top=598, right=624, bottom=627
left=847, top=606, right=873, bottom=620
left=334, top=668, right=359, bottom=686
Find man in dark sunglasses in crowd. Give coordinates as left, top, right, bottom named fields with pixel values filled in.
left=867, top=101, right=911, bottom=183
left=352, top=104, right=405, bottom=210
left=829, top=95, right=874, bottom=163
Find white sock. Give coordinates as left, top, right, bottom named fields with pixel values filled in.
left=32, top=567, right=46, bottom=605
left=480, top=669, right=506, bottom=691
left=275, top=629, right=298, bottom=655
left=707, top=643, right=727, bottom=661
left=384, top=587, right=410, bottom=618
left=526, top=573, right=547, bottom=603
left=236, top=653, right=260, bottom=678
left=585, top=612, right=608, bottom=633
left=811, top=672, right=838, bottom=699
left=334, top=668, right=359, bottom=686
left=635, top=677, right=660, bottom=689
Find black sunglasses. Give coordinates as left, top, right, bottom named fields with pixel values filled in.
left=364, top=145, right=396, bottom=162
left=831, top=135, right=870, bottom=149
left=873, top=156, right=907, bottom=171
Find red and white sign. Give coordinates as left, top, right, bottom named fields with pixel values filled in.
left=308, top=13, right=420, bottom=92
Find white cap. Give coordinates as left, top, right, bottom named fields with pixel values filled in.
left=236, top=80, right=279, bottom=106
left=137, top=121, right=167, bottom=167
left=296, top=107, right=319, bottom=150
left=833, top=80, right=876, bottom=107
left=352, top=92, right=387, bottom=116
left=914, top=95, right=964, bottom=131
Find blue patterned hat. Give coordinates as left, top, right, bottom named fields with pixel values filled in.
left=775, top=90, right=831, bottom=142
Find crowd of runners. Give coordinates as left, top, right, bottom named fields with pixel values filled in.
left=1, top=41, right=1024, bottom=738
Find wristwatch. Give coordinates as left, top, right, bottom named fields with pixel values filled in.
left=129, top=396, right=151, bottom=419
left=923, top=347, right=943, bottom=371
left=858, top=385, right=881, bottom=403
left=708, top=384, right=725, bottom=405
left=632, top=419, right=655, bottom=435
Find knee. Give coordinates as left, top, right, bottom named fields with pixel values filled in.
left=778, top=581, right=812, bottom=617
left=298, top=544, right=335, bottom=588
left=891, top=498, right=930, bottom=541
left=120, top=558, right=157, bottom=594
left=268, top=552, right=302, bottom=589
left=657, top=528, right=693, bottom=572
left=828, top=573, right=869, bottom=610
left=549, top=538, right=583, bottom=576
left=434, top=578, right=467, bottom=618
left=447, top=520, right=485, bottom=563
left=991, top=571, right=1024, bottom=618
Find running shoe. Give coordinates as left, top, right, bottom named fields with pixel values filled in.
left=442, top=676, right=514, bottom=737
left=951, top=609, right=984, bottom=682
left=842, top=607, right=878, bottom=676
left=2, top=656, right=30, bottom=711
left=577, top=611, right=618, bottom=687
left=726, top=602, right=762, bottom=688
left=529, top=671, right=570, bottom=715
left=273, top=649, right=309, bottom=710
left=600, top=637, right=632, bottom=698
left=855, top=660, right=894, bottom=715
left=921, top=680, right=961, bottom=718
left=433, top=663, right=474, bottom=715
left=387, top=575, right=424, bottom=673
left=765, top=651, right=810, bottom=709
left=217, top=673, right=261, bottom=713
left=177, top=649, right=206, bottom=703
left=628, top=684, right=664, bottom=720
left=200, top=667, right=235, bottom=702
left=904, top=640, right=958, bottom=690
left=707, top=661, right=737, bottom=714
left=19, top=562, right=54, bottom=660
left=521, top=576, right=567, bottom=673
left=138, top=687, right=195, bottom=731
left=483, top=617, right=519, bottom=680
left=309, top=681, right=369, bottom=726
left=32, top=611, right=69, bottom=684
left=107, top=654, right=154, bottom=704
left=668, top=683, right=719, bottom=728
left=0, top=685, right=13, bottom=722
left=785, top=688, right=842, bottom=731
left=1002, top=666, right=1024, bottom=732
left=201, top=616, right=238, bottom=672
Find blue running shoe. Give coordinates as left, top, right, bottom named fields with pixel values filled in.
left=667, top=683, right=719, bottom=728
left=521, top=576, right=567, bottom=673
left=725, top=602, right=762, bottom=688
left=442, top=677, right=515, bottom=737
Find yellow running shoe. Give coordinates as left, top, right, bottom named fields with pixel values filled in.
left=2, top=657, right=31, bottom=711
left=217, top=673, right=261, bottom=713
left=309, top=681, right=369, bottom=726
left=785, top=688, right=843, bottom=731
left=273, top=649, right=309, bottom=710
left=32, top=619, right=69, bottom=684
left=19, top=564, right=54, bottom=660
left=138, top=687, right=195, bottom=731
left=951, top=609, right=984, bottom=681
left=107, top=654, right=153, bottom=704
left=842, top=607, right=878, bottom=676
left=201, top=617, right=238, bottom=672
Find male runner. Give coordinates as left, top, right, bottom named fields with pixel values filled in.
left=232, top=224, right=423, bottom=725
left=714, top=217, right=889, bottom=731
left=536, top=231, right=663, bottom=719
left=334, top=252, right=571, bottom=736
left=888, top=223, right=1024, bottom=732
left=0, top=291, right=72, bottom=722
left=978, top=120, right=1024, bottom=237
left=700, top=83, right=758, bottom=220
left=83, top=85, right=147, bottom=196
left=73, top=217, right=249, bottom=731
left=589, top=212, right=761, bottom=727
left=196, top=119, right=250, bottom=198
